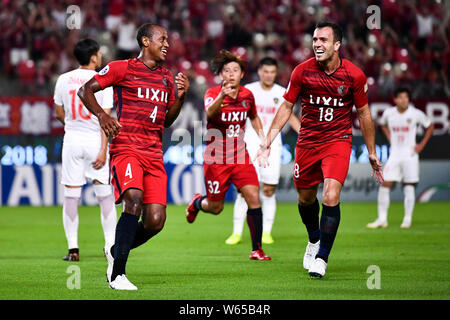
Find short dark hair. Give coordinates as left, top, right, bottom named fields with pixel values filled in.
left=136, top=23, right=157, bottom=48
left=258, top=57, right=278, bottom=68
left=211, top=49, right=245, bottom=75
left=315, top=21, right=343, bottom=43
left=393, top=87, right=411, bottom=98
left=73, top=39, right=99, bottom=66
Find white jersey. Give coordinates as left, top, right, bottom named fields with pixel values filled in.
left=380, top=105, right=432, bottom=159
left=244, top=81, right=286, bottom=149
left=54, top=68, right=113, bottom=140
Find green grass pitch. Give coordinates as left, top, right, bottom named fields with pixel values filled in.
left=0, top=202, right=449, bottom=300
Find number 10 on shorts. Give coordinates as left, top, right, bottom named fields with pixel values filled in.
left=207, top=180, right=220, bottom=194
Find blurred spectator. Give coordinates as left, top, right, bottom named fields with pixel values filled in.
left=0, top=0, right=448, bottom=99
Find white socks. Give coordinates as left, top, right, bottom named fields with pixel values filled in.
left=403, top=185, right=415, bottom=222
left=63, top=185, right=117, bottom=250
left=261, top=193, right=276, bottom=234
left=63, top=187, right=81, bottom=249
left=377, top=186, right=390, bottom=222
left=232, top=193, right=247, bottom=235
left=377, top=185, right=415, bottom=224
left=94, top=184, right=117, bottom=249
left=232, top=192, right=277, bottom=235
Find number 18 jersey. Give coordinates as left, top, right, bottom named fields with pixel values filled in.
left=283, top=57, right=368, bottom=148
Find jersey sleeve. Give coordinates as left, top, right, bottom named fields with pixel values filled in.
left=94, top=60, right=128, bottom=89
left=379, top=108, right=389, bottom=126
left=416, top=108, right=432, bottom=128
left=352, top=70, right=369, bottom=108
left=283, top=65, right=303, bottom=104
left=204, top=88, right=217, bottom=110
left=53, top=75, right=63, bottom=106
left=100, top=86, right=114, bottom=110
left=247, top=92, right=257, bottom=119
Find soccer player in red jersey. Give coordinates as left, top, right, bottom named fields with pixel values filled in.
left=78, top=24, right=190, bottom=290
left=186, top=50, right=271, bottom=261
left=256, top=22, right=383, bottom=278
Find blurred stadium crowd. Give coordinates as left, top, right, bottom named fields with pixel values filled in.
left=0, top=0, right=449, bottom=98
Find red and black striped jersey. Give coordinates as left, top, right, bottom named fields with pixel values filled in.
left=94, top=58, right=176, bottom=159
left=284, top=57, right=368, bottom=147
left=204, top=86, right=257, bottom=164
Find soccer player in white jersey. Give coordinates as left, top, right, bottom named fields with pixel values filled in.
left=54, top=39, right=117, bottom=261
left=225, top=57, right=301, bottom=245
left=367, top=87, right=434, bottom=229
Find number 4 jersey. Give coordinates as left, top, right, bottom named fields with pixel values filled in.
left=283, top=57, right=368, bottom=148
left=54, top=68, right=113, bottom=138
left=94, top=59, right=177, bottom=159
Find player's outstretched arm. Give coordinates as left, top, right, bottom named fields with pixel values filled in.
left=265, top=100, right=295, bottom=148
left=255, top=100, right=294, bottom=167
left=78, top=78, right=121, bottom=138
left=250, top=115, right=265, bottom=141
left=357, top=104, right=383, bottom=183
left=288, top=113, right=301, bottom=133
left=165, top=72, right=190, bottom=127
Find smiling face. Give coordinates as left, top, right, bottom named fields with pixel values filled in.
left=220, top=61, right=244, bottom=87
left=312, top=26, right=340, bottom=63
left=143, top=26, right=169, bottom=62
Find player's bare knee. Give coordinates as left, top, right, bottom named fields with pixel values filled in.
left=322, top=191, right=340, bottom=206
left=144, top=210, right=166, bottom=232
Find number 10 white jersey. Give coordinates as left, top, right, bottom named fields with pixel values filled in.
left=53, top=68, right=113, bottom=139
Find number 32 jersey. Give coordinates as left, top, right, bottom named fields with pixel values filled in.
left=54, top=68, right=113, bottom=138
left=204, top=86, right=257, bottom=164
left=283, top=57, right=368, bottom=148
left=94, top=59, right=176, bottom=159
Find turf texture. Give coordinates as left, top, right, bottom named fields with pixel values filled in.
left=0, top=202, right=449, bottom=300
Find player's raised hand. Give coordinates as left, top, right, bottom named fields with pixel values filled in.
left=98, top=112, right=121, bottom=138
left=175, top=72, right=189, bottom=97
left=369, top=153, right=384, bottom=183
left=221, top=80, right=237, bottom=97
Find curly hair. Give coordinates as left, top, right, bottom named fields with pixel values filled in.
left=210, top=49, right=245, bottom=75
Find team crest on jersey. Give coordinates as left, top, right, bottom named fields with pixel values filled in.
left=162, top=77, right=169, bottom=87
left=273, top=97, right=279, bottom=104
left=337, top=84, right=348, bottom=96
left=407, top=118, right=412, bottom=124
left=242, top=100, right=247, bottom=108
left=99, top=65, right=109, bottom=75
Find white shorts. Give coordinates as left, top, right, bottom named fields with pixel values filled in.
left=246, top=141, right=281, bottom=185
left=61, top=136, right=110, bottom=186
left=383, top=155, right=419, bottom=183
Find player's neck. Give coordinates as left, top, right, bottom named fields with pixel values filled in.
left=396, top=106, right=408, bottom=113
left=138, top=52, right=159, bottom=70
left=79, top=64, right=96, bottom=71
left=260, top=81, right=274, bottom=91
left=319, top=56, right=341, bottom=75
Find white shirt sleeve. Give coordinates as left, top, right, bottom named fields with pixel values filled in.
left=416, top=108, right=432, bottom=128
left=53, top=76, right=63, bottom=106
left=100, top=86, right=114, bottom=110
left=379, top=108, right=389, bottom=126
